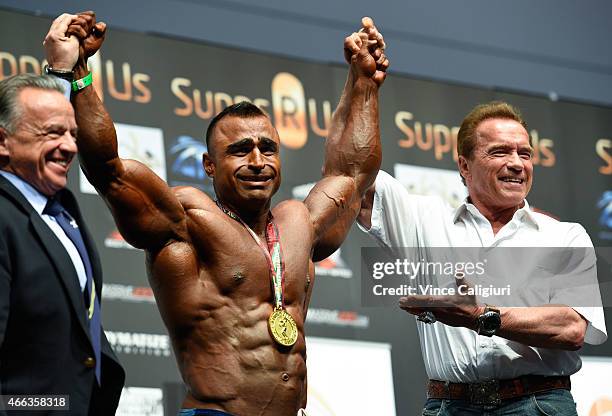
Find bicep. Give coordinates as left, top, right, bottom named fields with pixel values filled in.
left=305, top=175, right=361, bottom=260
left=94, top=158, right=187, bottom=250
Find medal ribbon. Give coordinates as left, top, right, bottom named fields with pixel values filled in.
left=215, top=201, right=286, bottom=309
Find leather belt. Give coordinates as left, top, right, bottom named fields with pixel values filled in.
left=427, top=375, right=571, bottom=406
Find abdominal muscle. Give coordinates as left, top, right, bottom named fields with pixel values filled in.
left=146, top=218, right=310, bottom=415
left=174, top=298, right=307, bottom=415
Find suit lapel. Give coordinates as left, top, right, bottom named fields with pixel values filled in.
left=30, top=213, right=90, bottom=334
left=0, top=176, right=91, bottom=339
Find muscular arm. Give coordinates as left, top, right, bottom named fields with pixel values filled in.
left=66, top=16, right=187, bottom=250
left=306, top=20, right=385, bottom=261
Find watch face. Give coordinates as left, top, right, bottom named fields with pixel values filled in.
left=482, top=311, right=501, bottom=332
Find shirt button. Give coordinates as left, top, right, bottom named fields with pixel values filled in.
left=83, top=357, right=96, bottom=368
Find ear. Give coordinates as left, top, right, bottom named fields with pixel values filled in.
left=0, top=127, right=10, bottom=158
left=457, top=155, right=470, bottom=184
left=203, top=152, right=215, bottom=178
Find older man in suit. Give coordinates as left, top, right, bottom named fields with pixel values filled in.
left=0, top=73, right=124, bottom=415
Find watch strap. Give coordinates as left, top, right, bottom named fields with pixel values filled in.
left=43, top=64, right=74, bottom=82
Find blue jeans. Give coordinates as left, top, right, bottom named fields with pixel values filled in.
left=422, top=389, right=577, bottom=416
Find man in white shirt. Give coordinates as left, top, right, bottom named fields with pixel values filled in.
left=358, top=101, right=607, bottom=415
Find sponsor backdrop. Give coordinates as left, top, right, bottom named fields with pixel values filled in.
left=1, top=8, right=611, bottom=416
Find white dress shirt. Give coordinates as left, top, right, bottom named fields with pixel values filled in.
left=359, top=170, right=607, bottom=382
left=0, top=170, right=87, bottom=291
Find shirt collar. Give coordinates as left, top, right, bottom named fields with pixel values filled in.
left=0, top=170, right=50, bottom=215
left=452, top=197, right=540, bottom=229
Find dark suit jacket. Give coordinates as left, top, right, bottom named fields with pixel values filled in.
left=0, top=175, right=125, bottom=415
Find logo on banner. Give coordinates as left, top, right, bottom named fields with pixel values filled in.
left=315, top=248, right=353, bottom=279
left=105, top=228, right=139, bottom=250
left=271, top=72, right=332, bottom=149
left=116, top=387, right=163, bottom=416
left=306, top=308, right=369, bottom=328
left=103, top=283, right=156, bottom=304
left=80, top=123, right=167, bottom=195
left=171, top=72, right=332, bottom=149
left=168, top=135, right=214, bottom=195
left=394, top=111, right=556, bottom=166
left=597, top=191, right=612, bottom=241
left=105, top=331, right=171, bottom=357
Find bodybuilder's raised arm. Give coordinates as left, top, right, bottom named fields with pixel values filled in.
left=46, top=12, right=188, bottom=250
left=305, top=17, right=387, bottom=260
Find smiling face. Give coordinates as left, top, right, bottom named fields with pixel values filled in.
left=0, top=87, right=77, bottom=196
left=204, top=114, right=281, bottom=211
left=458, top=118, right=533, bottom=214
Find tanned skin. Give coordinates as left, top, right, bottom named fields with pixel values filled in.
left=45, top=11, right=388, bottom=415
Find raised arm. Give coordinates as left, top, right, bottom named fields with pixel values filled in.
left=305, top=17, right=387, bottom=260
left=45, top=12, right=187, bottom=250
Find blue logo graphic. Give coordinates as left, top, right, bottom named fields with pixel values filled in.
left=168, top=135, right=214, bottom=195
left=597, top=191, right=612, bottom=230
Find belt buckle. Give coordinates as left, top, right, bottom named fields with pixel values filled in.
left=469, top=379, right=501, bottom=406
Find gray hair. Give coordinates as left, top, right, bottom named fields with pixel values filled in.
left=0, top=74, right=65, bottom=134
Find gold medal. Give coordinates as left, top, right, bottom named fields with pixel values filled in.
left=216, top=201, right=299, bottom=347
left=268, top=308, right=298, bottom=347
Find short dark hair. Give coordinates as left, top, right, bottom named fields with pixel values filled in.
left=205, top=101, right=267, bottom=150
left=0, top=74, right=65, bottom=134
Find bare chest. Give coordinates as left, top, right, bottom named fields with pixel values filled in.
left=187, top=211, right=313, bottom=306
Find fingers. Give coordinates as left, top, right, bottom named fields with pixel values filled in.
left=361, top=16, right=374, bottom=29
left=372, top=71, right=387, bottom=87
left=377, top=53, right=389, bottom=68
left=455, top=271, right=474, bottom=290
left=346, top=17, right=388, bottom=82
left=66, top=24, right=88, bottom=39
left=344, top=31, right=367, bottom=63
left=48, top=13, right=77, bottom=35
left=76, top=10, right=95, bottom=18
left=75, top=11, right=95, bottom=28
left=65, top=16, right=106, bottom=50
left=360, top=17, right=385, bottom=50
left=344, top=32, right=363, bottom=54
left=93, top=21, right=107, bottom=38
left=44, top=13, right=77, bottom=45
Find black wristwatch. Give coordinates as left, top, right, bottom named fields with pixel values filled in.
left=43, top=64, right=74, bottom=82
left=476, top=305, right=501, bottom=337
